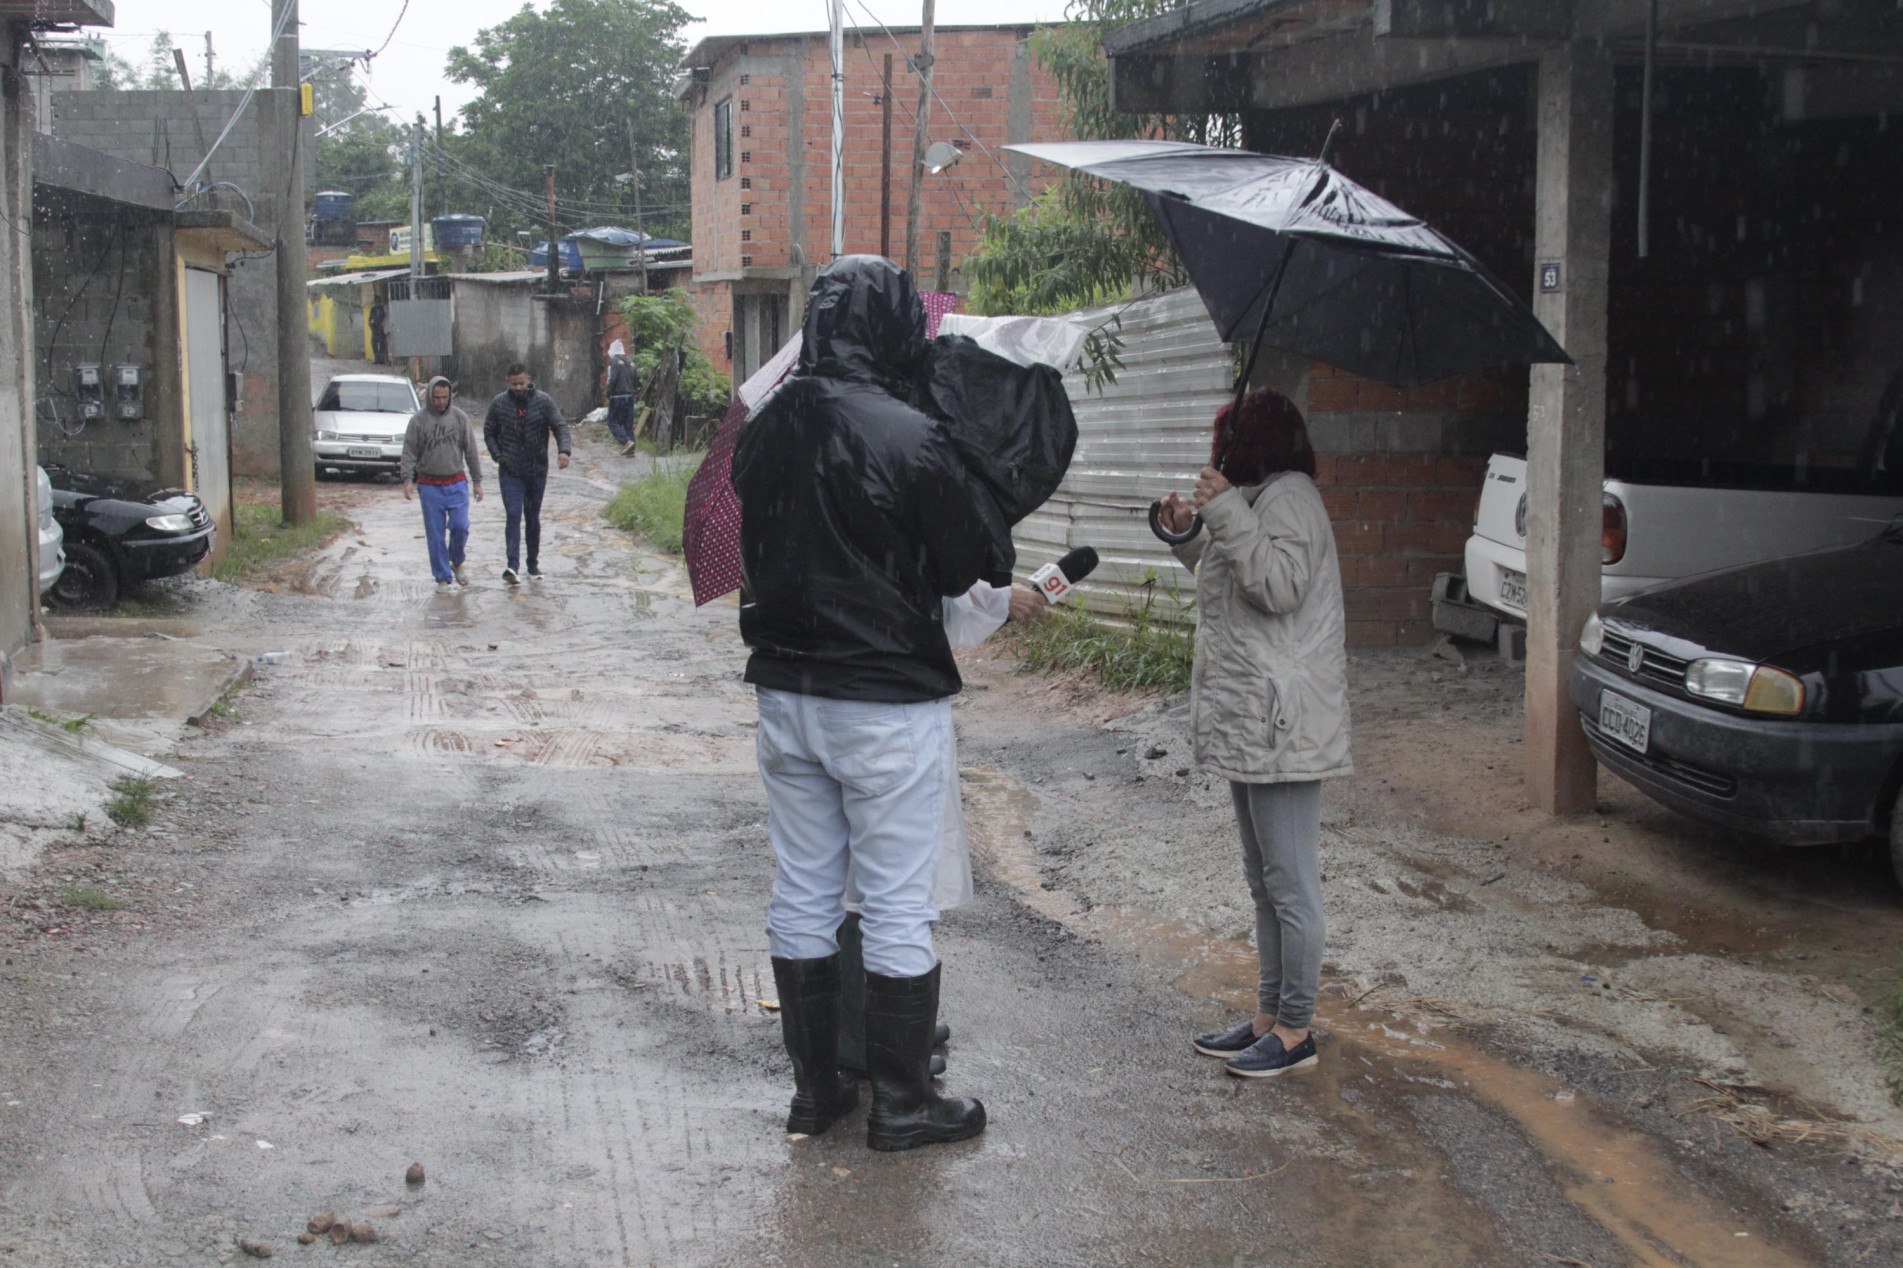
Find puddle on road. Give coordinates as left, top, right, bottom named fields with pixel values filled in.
left=962, top=767, right=1811, bottom=1268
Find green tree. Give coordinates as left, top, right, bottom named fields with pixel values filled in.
left=443, top=0, right=693, bottom=245
left=307, top=62, right=411, bottom=223
left=966, top=0, right=1238, bottom=318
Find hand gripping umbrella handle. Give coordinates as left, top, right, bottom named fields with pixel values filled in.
left=1148, top=500, right=1203, bottom=544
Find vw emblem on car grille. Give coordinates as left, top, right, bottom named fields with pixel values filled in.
left=1626, top=642, right=1645, bottom=675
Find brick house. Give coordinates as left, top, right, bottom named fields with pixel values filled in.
left=677, top=25, right=1068, bottom=382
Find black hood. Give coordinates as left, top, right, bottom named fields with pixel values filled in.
left=1605, top=527, right=1903, bottom=663
left=796, top=255, right=927, bottom=395
left=44, top=465, right=181, bottom=507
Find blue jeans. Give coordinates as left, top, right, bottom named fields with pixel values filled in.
left=498, top=468, right=547, bottom=572
left=416, top=480, right=470, bottom=583
left=606, top=395, right=636, bottom=445
left=755, top=687, right=951, bottom=978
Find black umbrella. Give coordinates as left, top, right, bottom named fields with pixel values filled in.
left=1006, top=129, right=1570, bottom=541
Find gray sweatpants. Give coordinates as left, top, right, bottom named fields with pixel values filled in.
left=1229, top=780, right=1324, bottom=1029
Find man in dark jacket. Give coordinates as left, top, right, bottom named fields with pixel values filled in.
left=482, top=363, right=571, bottom=583
left=604, top=340, right=639, bottom=456
left=732, top=256, right=997, bottom=1153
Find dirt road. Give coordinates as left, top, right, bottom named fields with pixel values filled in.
left=2, top=420, right=1899, bottom=1264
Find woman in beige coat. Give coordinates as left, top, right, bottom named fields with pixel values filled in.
left=1157, top=387, right=1351, bottom=1079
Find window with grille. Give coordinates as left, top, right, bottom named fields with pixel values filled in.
left=714, top=97, right=733, bottom=180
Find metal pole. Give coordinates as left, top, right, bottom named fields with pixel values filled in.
left=829, top=0, right=845, bottom=259
left=626, top=116, right=647, bottom=294
left=272, top=0, right=315, bottom=525
left=879, top=53, right=894, bottom=259
left=204, top=31, right=213, bottom=85
left=904, top=0, right=936, bottom=275
left=544, top=163, right=559, bottom=294
left=433, top=96, right=445, bottom=220
left=409, top=117, right=425, bottom=284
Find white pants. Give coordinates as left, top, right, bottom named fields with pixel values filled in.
left=756, top=687, right=951, bottom=977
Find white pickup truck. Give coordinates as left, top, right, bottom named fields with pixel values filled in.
left=1462, top=452, right=1903, bottom=624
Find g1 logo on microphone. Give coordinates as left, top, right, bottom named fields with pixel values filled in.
left=1029, top=561, right=1072, bottom=604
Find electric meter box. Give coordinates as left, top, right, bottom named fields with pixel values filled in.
left=114, top=364, right=144, bottom=421
left=74, top=363, right=104, bottom=421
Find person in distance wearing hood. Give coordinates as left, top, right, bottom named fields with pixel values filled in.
left=604, top=340, right=639, bottom=457
left=732, top=256, right=998, bottom=1152
left=482, top=362, right=571, bottom=584
left=401, top=376, right=484, bottom=589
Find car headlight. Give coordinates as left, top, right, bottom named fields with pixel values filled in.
left=317, top=430, right=339, bottom=441
left=145, top=514, right=194, bottom=533
left=1684, top=658, right=1805, bottom=715
left=1579, top=613, right=1603, bottom=657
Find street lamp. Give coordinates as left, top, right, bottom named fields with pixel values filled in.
left=923, top=140, right=963, bottom=175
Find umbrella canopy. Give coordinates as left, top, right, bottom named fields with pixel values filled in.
left=1004, top=139, right=1569, bottom=388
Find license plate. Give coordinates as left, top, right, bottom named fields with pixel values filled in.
left=346, top=446, right=380, bottom=458
left=1599, top=689, right=1651, bottom=754
left=1498, top=568, right=1528, bottom=612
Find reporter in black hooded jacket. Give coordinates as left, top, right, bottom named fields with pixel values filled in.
left=732, top=256, right=996, bottom=1152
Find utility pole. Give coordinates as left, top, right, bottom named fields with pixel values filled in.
left=625, top=117, right=647, bottom=295
left=272, top=0, right=316, bottom=526
left=828, top=0, right=844, bottom=259
left=544, top=164, right=560, bottom=294
left=203, top=31, right=214, bottom=85
left=880, top=53, right=894, bottom=259
left=409, top=114, right=425, bottom=384
left=433, top=96, right=445, bottom=219
left=903, top=0, right=936, bottom=276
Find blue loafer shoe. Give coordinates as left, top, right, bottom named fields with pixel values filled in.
left=1192, top=1019, right=1262, bottom=1058
left=1224, top=1031, right=1318, bottom=1079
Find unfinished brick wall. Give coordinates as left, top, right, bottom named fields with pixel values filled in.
left=683, top=25, right=1070, bottom=376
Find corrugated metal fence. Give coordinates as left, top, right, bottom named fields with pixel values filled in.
left=1015, top=288, right=1232, bottom=620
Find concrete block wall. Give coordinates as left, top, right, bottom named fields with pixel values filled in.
left=51, top=88, right=313, bottom=479
left=444, top=282, right=597, bottom=424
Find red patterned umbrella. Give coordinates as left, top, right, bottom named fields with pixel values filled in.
left=682, top=292, right=961, bottom=606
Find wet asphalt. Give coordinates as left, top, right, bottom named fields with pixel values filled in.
left=0, top=400, right=1889, bottom=1264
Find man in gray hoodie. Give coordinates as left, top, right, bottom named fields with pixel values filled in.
left=401, top=376, right=485, bottom=588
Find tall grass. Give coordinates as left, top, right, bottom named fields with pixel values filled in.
left=213, top=503, right=350, bottom=582
left=603, top=457, right=703, bottom=555
left=1013, top=573, right=1195, bottom=694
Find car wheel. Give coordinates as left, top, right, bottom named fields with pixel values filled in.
left=46, top=539, right=118, bottom=610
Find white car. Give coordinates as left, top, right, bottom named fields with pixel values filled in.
left=1463, top=452, right=1903, bottom=622
left=313, top=374, right=420, bottom=479
left=36, top=465, right=64, bottom=596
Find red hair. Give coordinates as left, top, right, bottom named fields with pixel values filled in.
left=1212, top=387, right=1315, bottom=485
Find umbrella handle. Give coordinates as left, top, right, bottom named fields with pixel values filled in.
left=1148, top=500, right=1204, bottom=545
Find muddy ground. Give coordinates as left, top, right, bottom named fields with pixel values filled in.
left=2, top=389, right=1902, bottom=1264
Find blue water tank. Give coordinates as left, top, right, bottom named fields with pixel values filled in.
left=313, top=191, right=353, bottom=221
left=432, top=214, right=486, bottom=248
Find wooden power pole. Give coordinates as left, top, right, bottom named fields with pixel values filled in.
left=903, top=0, right=936, bottom=277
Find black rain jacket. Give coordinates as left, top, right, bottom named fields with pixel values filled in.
left=732, top=256, right=997, bottom=703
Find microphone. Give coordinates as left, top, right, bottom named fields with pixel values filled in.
left=1028, top=546, right=1099, bottom=605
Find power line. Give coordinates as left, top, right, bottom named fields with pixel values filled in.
left=177, top=0, right=298, bottom=193
left=843, top=0, right=1034, bottom=204
left=366, top=0, right=412, bottom=62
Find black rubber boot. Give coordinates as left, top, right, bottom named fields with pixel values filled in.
left=770, top=955, right=859, bottom=1136
left=864, top=963, right=985, bottom=1152
left=839, top=914, right=945, bottom=1079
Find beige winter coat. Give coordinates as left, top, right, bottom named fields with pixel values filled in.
left=1171, top=471, right=1352, bottom=784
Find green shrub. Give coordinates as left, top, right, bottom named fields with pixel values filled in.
left=1013, top=572, right=1195, bottom=694
left=618, top=291, right=731, bottom=418
left=104, top=775, right=156, bottom=828
left=603, top=457, right=702, bottom=555
left=59, top=885, right=126, bottom=911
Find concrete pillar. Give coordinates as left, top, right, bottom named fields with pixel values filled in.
left=1524, top=43, right=1614, bottom=815
left=1, top=27, right=41, bottom=655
